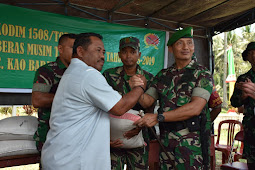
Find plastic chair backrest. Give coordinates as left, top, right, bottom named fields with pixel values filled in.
left=234, top=130, right=244, bottom=142
left=227, top=130, right=244, bottom=163
left=216, top=119, right=243, bottom=147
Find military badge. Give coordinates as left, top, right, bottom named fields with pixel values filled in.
left=144, top=33, right=160, bottom=50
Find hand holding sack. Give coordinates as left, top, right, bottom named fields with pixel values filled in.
left=110, top=109, right=145, bottom=148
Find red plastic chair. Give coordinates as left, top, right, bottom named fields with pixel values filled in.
left=220, top=130, right=248, bottom=170
left=215, top=120, right=243, bottom=164
left=221, top=162, right=248, bottom=170
left=232, top=130, right=244, bottom=162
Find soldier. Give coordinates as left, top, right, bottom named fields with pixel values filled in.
left=32, top=33, right=77, bottom=152
left=132, top=27, right=213, bottom=169
left=230, top=42, right=255, bottom=169
left=103, top=36, right=154, bottom=170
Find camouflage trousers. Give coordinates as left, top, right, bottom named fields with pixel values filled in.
left=159, top=128, right=210, bottom=170
left=243, top=139, right=255, bottom=165
left=110, top=146, right=148, bottom=170
left=35, top=140, right=44, bottom=152
left=35, top=141, right=43, bottom=170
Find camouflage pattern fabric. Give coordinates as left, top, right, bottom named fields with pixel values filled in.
left=230, top=69, right=255, bottom=164
left=192, top=52, right=220, bottom=111
left=110, top=147, right=147, bottom=170
left=119, top=37, right=140, bottom=51
left=103, top=65, right=153, bottom=170
left=160, top=128, right=204, bottom=170
left=148, top=59, right=213, bottom=169
left=32, top=57, right=66, bottom=152
left=103, top=65, right=153, bottom=114
left=103, top=65, right=153, bottom=96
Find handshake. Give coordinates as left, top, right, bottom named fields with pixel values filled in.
left=128, top=74, right=147, bottom=91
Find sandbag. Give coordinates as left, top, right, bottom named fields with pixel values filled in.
left=0, top=140, right=39, bottom=157
left=110, top=109, right=145, bottom=149
left=0, top=116, right=38, bottom=141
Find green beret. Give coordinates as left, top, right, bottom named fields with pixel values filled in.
left=242, top=42, right=255, bottom=61
left=167, top=27, right=193, bottom=46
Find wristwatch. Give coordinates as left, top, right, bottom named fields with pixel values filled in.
left=157, top=111, right=165, bottom=122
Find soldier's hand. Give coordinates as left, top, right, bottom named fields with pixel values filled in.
left=137, top=74, right=147, bottom=90
left=235, top=82, right=245, bottom=90
left=129, top=75, right=144, bottom=89
left=241, top=91, right=249, bottom=100
left=133, top=113, right=157, bottom=127
left=241, top=80, right=255, bottom=99
left=110, top=139, right=124, bottom=148
left=123, top=127, right=141, bottom=139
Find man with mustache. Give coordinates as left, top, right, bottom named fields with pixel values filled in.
left=131, top=27, right=213, bottom=169
left=41, top=33, right=146, bottom=170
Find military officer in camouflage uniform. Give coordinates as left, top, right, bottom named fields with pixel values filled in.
left=133, top=27, right=213, bottom=169
left=103, top=37, right=154, bottom=170
left=231, top=42, right=255, bottom=169
left=32, top=33, right=77, bottom=152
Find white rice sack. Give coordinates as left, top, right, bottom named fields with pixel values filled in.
left=0, top=140, right=38, bottom=157
left=0, top=116, right=38, bottom=141
left=110, top=109, right=145, bottom=149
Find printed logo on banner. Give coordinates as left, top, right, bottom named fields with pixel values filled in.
left=144, top=33, right=160, bottom=50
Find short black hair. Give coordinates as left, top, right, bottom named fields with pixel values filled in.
left=58, top=33, right=77, bottom=45
left=73, top=33, right=103, bottom=54
left=242, top=42, right=255, bottom=61
left=242, top=50, right=248, bottom=61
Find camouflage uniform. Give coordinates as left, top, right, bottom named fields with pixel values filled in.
left=146, top=59, right=213, bottom=169
left=193, top=54, right=222, bottom=110
left=230, top=69, right=255, bottom=165
left=33, top=57, right=67, bottom=152
left=103, top=65, right=153, bottom=170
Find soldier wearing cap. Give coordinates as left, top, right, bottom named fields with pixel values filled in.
left=231, top=42, right=255, bottom=169
left=132, top=27, right=213, bottom=169
left=103, top=36, right=154, bottom=170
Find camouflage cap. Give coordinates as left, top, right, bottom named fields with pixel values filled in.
left=167, top=27, right=193, bottom=46
left=119, top=37, right=140, bottom=51
left=242, top=42, right=255, bottom=61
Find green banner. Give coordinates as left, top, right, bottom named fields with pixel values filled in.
left=226, top=46, right=236, bottom=82
left=227, top=47, right=235, bottom=75
left=0, top=4, right=165, bottom=89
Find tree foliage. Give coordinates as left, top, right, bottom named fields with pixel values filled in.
left=0, top=107, right=12, bottom=115
left=212, top=25, right=254, bottom=104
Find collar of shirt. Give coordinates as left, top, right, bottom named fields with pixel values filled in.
left=168, top=59, right=197, bottom=73
left=56, top=56, right=67, bottom=69
left=118, top=65, right=145, bottom=81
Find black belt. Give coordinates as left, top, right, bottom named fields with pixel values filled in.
left=160, top=121, right=187, bottom=132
